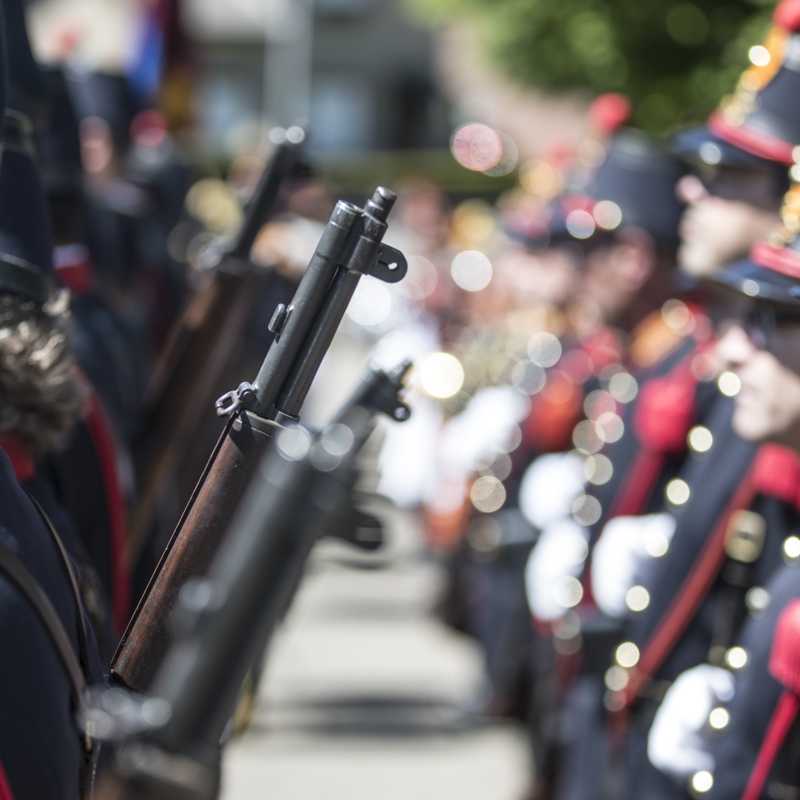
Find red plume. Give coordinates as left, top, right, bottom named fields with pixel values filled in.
left=774, top=0, right=800, bottom=31
left=588, top=93, right=632, bottom=135
left=751, top=444, right=800, bottom=513
left=770, top=600, right=800, bottom=693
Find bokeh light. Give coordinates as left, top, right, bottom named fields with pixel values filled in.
left=688, top=425, right=713, bottom=453
left=401, top=255, right=438, bottom=301
left=419, top=352, right=465, bottom=399
left=784, top=536, right=800, bottom=560
left=608, top=372, right=638, bottom=403
left=573, top=420, right=604, bottom=454
left=519, top=160, right=564, bottom=200
left=451, top=251, right=493, bottom=292
left=554, top=576, right=584, bottom=609
left=725, top=647, right=747, bottom=669
left=566, top=209, right=595, bottom=239
left=666, top=478, right=691, bottom=506
left=347, top=279, right=393, bottom=328
left=528, top=332, right=562, bottom=367
left=584, top=390, right=616, bottom=420
left=451, top=124, right=503, bottom=172
left=718, top=371, right=741, bottom=397
left=626, top=585, right=650, bottom=612
left=692, top=772, right=714, bottom=793
left=749, top=45, right=770, bottom=66
left=645, top=528, right=670, bottom=558
left=709, top=708, right=730, bottom=730
left=470, top=476, right=507, bottom=513
left=512, top=360, right=546, bottom=395
left=605, top=666, right=628, bottom=691
left=616, top=642, right=640, bottom=668
left=572, top=494, right=602, bottom=526
left=483, top=132, right=519, bottom=176
left=597, top=411, right=624, bottom=443
left=593, top=200, right=622, bottom=230
left=584, top=454, right=613, bottom=485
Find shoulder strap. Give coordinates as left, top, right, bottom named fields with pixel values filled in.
left=26, top=494, right=93, bottom=676
left=0, top=536, right=86, bottom=702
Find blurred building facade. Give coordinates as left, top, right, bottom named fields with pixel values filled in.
left=28, top=0, right=449, bottom=156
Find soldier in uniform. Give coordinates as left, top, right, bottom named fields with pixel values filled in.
left=562, top=6, right=800, bottom=800
left=0, top=0, right=134, bottom=659
left=0, top=10, right=105, bottom=800
left=647, top=178, right=800, bottom=800
left=520, top=123, right=710, bottom=800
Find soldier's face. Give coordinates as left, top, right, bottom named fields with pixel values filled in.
left=676, top=169, right=781, bottom=279
left=717, top=309, right=800, bottom=449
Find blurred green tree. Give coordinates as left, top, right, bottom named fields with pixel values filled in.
left=405, top=0, right=778, bottom=131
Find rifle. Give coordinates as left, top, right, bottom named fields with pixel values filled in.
left=84, top=362, right=411, bottom=800
left=112, top=186, right=407, bottom=695
left=130, top=130, right=306, bottom=567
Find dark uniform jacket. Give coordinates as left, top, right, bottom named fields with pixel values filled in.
left=0, top=448, right=103, bottom=800
left=708, top=563, right=800, bottom=800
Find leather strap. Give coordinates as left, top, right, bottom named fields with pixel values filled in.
left=81, top=391, right=130, bottom=635
left=0, top=536, right=86, bottom=702
left=26, top=495, right=93, bottom=681
left=624, top=466, right=758, bottom=706
left=741, top=691, right=800, bottom=800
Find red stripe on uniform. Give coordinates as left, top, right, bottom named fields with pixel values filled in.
left=624, top=465, right=758, bottom=706
left=0, top=758, right=15, bottom=800
left=82, top=393, right=131, bottom=636
left=741, top=691, right=800, bottom=800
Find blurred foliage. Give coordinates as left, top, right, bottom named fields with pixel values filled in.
left=405, top=0, right=779, bottom=132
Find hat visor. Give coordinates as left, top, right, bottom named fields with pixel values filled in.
left=669, top=127, right=779, bottom=172
left=706, top=258, right=800, bottom=309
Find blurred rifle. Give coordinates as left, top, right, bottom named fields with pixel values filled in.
left=130, top=129, right=307, bottom=567
left=85, top=361, right=411, bottom=800
left=112, top=186, right=407, bottom=695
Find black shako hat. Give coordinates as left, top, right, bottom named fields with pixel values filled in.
left=672, top=0, right=800, bottom=172
left=711, top=182, right=800, bottom=308
left=548, top=128, right=687, bottom=251
left=3, top=0, right=47, bottom=127
left=0, top=2, right=6, bottom=129
left=0, top=142, right=55, bottom=304
left=0, top=0, right=55, bottom=304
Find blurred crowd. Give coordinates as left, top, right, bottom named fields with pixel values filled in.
left=5, top=0, right=800, bottom=798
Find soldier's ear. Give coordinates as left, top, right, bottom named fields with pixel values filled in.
left=612, top=226, right=657, bottom=291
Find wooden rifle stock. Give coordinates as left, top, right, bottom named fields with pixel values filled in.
left=129, top=136, right=303, bottom=565
left=112, top=189, right=407, bottom=694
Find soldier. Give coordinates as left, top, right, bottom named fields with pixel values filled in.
left=572, top=6, right=800, bottom=800
left=36, top=64, right=141, bottom=642
left=519, top=121, right=711, bottom=800
left=648, top=183, right=800, bottom=799
left=0, top=16, right=105, bottom=800
left=0, top=0, right=135, bottom=658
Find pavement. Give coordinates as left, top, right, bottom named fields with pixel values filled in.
left=219, top=508, right=531, bottom=800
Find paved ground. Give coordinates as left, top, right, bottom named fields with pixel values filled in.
left=219, top=509, right=531, bottom=800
